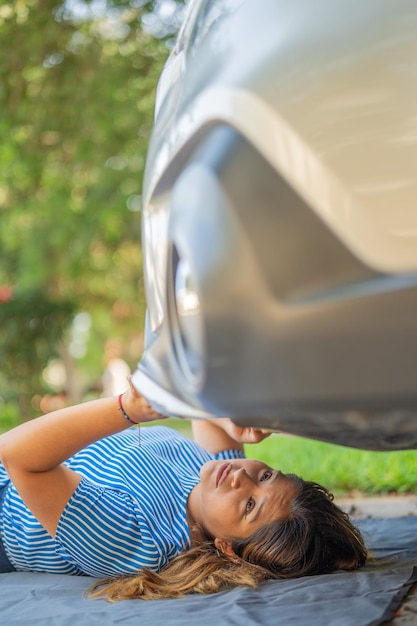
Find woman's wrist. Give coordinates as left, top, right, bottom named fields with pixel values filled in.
left=117, top=393, right=138, bottom=425
left=119, top=377, right=165, bottom=425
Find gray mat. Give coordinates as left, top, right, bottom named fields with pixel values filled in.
left=1, top=517, right=416, bottom=626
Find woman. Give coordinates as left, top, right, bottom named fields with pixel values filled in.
left=0, top=379, right=367, bottom=600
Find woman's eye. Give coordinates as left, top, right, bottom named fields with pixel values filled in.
left=245, top=498, right=255, bottom=516
left=260, top=470, right=272, bottom=481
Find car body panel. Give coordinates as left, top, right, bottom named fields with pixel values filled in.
left=133, top=0, right=417, bottom=450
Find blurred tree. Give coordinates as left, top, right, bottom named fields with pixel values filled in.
left=0, top=288, right=76, bottom=418
left=0, top=0, right=176, bottom=417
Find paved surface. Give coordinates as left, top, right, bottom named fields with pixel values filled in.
left=337, top=495, right=417, bottom=519
left=336, top=495, right=417, bottom=625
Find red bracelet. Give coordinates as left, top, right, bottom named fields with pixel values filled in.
left=118, top=393, right=138, bottom=425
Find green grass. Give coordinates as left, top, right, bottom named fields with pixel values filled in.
left=245, top=434, right=417, bottom=496
left=2, top=409, right=415, bottom=496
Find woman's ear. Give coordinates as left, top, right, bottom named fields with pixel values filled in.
left=214, top=538, right=240, bottom=563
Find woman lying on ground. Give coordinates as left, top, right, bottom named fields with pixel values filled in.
left=0, top=378, right=367, bottom=600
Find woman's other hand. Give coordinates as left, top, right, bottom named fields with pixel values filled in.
left=191, top=418, right=273, bottom=455
left=218, top=419, right=272, bottom=445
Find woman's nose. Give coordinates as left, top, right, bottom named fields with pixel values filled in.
left=231, top=467, right=249, bottom=488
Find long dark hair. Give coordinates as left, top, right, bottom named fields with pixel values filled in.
left=232, top=475, right=367, bottom=577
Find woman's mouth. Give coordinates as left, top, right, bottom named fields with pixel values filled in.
left=216, top=463, right=232, bottom=487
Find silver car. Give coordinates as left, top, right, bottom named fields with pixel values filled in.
left=132, top=0, right=417, bottom=450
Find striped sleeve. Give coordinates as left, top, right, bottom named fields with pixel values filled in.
left=55, top=480, right=164, bottom=577
left=214, top=448, right=246, bottom=460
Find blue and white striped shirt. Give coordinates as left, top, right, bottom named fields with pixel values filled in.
left=0, top=426, right=244, bottom=577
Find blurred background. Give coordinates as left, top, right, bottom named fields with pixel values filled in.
left=0, top=0, right=186, bottom=423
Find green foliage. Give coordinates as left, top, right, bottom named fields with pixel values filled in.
left=0, top=403, right=21, bottom=431
left=0, top=0, right=171, bottom=412
left=0, top=289, right=76, bottom=417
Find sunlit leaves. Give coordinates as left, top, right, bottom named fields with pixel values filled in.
left=0, top=0, right=171, bottom=414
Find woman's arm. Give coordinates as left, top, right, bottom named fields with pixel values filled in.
left=191, top=418, right=271, bottom=455
left=0, top=380, right=163, bottom=536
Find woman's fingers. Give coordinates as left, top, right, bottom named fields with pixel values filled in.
left=245, top=427, right=272, bottom=443
left=124, top=376, right=167, bottom=422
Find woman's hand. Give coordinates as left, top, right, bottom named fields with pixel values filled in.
left=191, top=418, right=273, bottom=455
left=216, top=418, right=272, bottom=445
left=122, top=376, right=167, bottom=424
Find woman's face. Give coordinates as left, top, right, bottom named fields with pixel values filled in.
left=188, top=459, right=299, bottom=543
